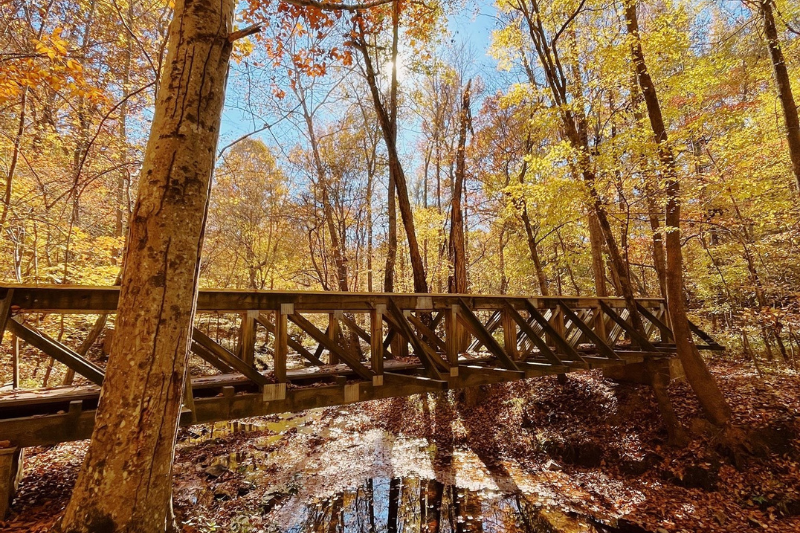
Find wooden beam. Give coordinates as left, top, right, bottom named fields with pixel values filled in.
left=444, top=306, right=460, bottom=370
left=7, top=319, right=105, bottom=385
left=457, top=299, right=519, bottom=371
left=238, top=310, right=258, bottom=365
left=383, top=372, right=448, bottom=390
left=502, top=303, right=563, bottom=365
left=288, top=313, right=374, bottom=381
left=274, top=305, right=290, bottom=383
left=338, top=314, right=370, bottom=344
left=328, top=314, right=342, bottom=365
left=190, top=341, right=235, bottom=374
left=636, top=303, right=674, bottom=342
left=385, top=298, right=449, bottom=376
left=192, top=328, right=270, bottom=387
left=502, top=308, right=519, bottom=359
left=688, top=320, right=724, bottom=350
left=406, top=313, right=447, bottom=352
left=255, top=313, right=323, bottom=366
left=597, top=301, right=658, bottom=352
left=467, top=309, right=502, bottom=352
left=557, top=300, right=620, bottom=360
left=522, top=300, right=586, bottom=365
left=370, top=305, right=385, bottom=385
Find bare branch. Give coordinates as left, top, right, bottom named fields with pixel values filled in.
left=281, top=0, right=393, bottom=12
left=228, top=24, right=262, bottom=42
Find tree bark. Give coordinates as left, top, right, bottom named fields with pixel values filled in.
left=759, top=0, right=800, bottom=193
left=587, top=212, right=607, bottom=297
left=55, top=0, right=235, bottom=530
left=448, top=80, right=470, bottom=294
left=625, top=0, right=731, bottom=425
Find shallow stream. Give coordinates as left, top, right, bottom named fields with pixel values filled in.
left=176, top=409, right=652, bottom=533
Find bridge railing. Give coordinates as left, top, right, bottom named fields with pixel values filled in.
left=0, top=285, right=723, bottom=447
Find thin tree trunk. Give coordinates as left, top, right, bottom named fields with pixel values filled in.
left=55, top=0, right=237, bottom=530
left=625, top=0, right=731, bottom=426
left=759, top=0, right=800, bottom=193
left=448, top=79, right=470, bottom=294
left=354, top=15, right=427, bottom=294
left=587, top=213, right=607, bottom=297
left=0, top=88, right=27, bottom=233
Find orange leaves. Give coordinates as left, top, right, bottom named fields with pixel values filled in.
left=0, top=27, right=100, bottom=105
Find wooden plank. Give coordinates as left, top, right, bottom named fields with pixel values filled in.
left=557, top=300, right=620, bottom=360
left=406, top=313, right=447, bottom=352
left=457, top=299, right=519, bottom=371
left=274, top=307, right=289, bottom=383
left=636, top=303, right=674, bottom=342
left=255, top=313, right=323, bottom=366
left=1, top=285, right=667, bottom=314
left=288, top=313, right=374, bottom=381
left=191, top=341, right=236, bottom=374
left=327, top=314, right=340, bottom=365
left=593, top=305, right=608, bottom=345
left=688, top=320, right=724, bottom=349
left=7, top=319, right=105, bottom=385
left=444, top=306, right=460, bottom=369
left=192, top=328, right=270, bottom=387
left=385, top=299, right=449, bottom=376
left=467, top=309, right=502, bottom=352
left=383, top=372, right=448, bottom=390
left=370, top=306, right=384, bottom=385
left=454, top=365, right=525, bottom=387
left=238, top=310, right=258, bottom=365
left=502, top=308, right=519, bottom=359
left=522, top=300, right=586, bottom=365
left=503, top=303, right=563, bottom=365
left=182, top=372, right=197, bottom=424
left=597, top=301, right=658, bottom=352
left=338, top=314, right=370, bottom=344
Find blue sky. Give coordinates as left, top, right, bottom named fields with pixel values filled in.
left=218, top=0, right=504, bottom=154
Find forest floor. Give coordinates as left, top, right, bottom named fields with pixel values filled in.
left=2, top=356, right=799, bottom=532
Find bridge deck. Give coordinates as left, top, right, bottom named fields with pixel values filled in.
left=0, top=285, right=722, bottom=448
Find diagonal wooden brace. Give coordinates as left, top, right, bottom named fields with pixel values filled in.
left=522, top=300, right=586, bottom=365
left=557, top=300, right=621, bottom=360
left=288, top=313, right=374, bottom=381
left=7, top=318, right=105, bottom=385
left=457, top=298, right=519, bottom=371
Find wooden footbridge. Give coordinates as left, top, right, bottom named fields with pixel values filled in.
left=0, top=285, right=722, bottom=448
left=0, top=285, right=724, bottom=513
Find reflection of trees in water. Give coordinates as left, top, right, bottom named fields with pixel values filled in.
left=292, top=477, right=556, bottom=533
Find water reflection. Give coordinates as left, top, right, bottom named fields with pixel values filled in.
left=178, top=412, right=650, bottom=533
left=282, top=476, right=609, bottom=533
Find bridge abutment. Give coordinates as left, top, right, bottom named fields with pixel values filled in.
left=0, top=445, right=23, bottom=518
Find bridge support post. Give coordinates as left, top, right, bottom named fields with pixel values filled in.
left=371, top=305, right=385, bottom=386
left=0, top=446, right=22, bottom=519
left=445, top=305, right=460, bottom=377
left=502, top=309, right=519, bottom=360
left=328, top=313, right=340, bottom=365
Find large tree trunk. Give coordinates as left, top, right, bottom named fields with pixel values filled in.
left=448, top=80, right=470, bottom=294
left=759, top=0, right=800, bottom=193
left=625, top=0, right=731, bottom=426
left=55, top=0, right=236, bottom=530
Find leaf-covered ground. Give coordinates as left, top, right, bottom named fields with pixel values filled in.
left=2, top=357, right=799, bottom=532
